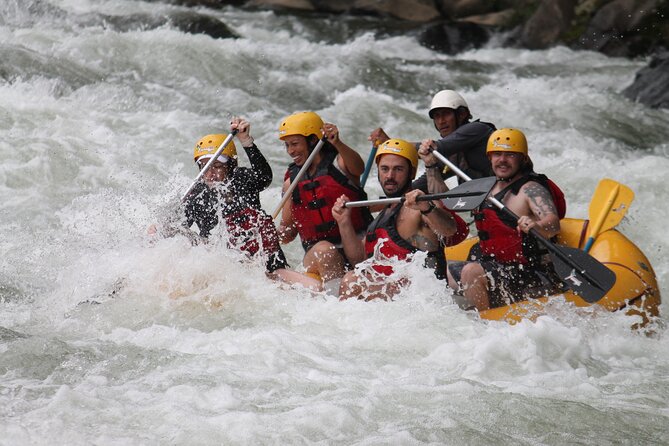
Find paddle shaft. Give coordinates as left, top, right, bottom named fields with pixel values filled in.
left=496, top=200, right=611, bottom=292
left=345, top=190, right=488, bottom=208
left=272, top=137, right=326, bottom=219
left=360, top=144, right=378, bottom=189
left=181, top=130, right=237, bottom=203
left=583, top=184, right=619, bottom=252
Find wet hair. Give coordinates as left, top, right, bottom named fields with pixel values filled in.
left=520, top=156, right=534, bottom=174
left=306, top=133, right=337, bottom=157
left=455, top=106, right=472, bottom=127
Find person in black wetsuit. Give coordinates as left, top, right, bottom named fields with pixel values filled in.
left=157, top=117, right=320, bottom=289
left=369, top=89, right=496, bottom=193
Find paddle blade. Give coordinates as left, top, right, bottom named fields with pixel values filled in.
left=586, top=178, right=634, bottom=239
left=439, top=176, right=496, bottom=212
left=548, top=245, right=617, bottom=303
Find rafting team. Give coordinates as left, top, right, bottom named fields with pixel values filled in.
left=154, top=90, right=567, bottom=312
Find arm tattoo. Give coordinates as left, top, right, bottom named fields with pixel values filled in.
left=524, top=183, right=557, bottom=218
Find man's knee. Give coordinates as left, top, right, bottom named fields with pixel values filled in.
left=306, top=241, right=337, bottom=261
left=460, top=262, right=485, bottom=284
left=304, top=241, right=334, bottom=265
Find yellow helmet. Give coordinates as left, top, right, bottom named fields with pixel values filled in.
left=486, top=128, right=528, bottom=156
left=278, top=111, right=324, bottom=140
left=375, top=138, right=419, bottom=179
left=193, top=134, right=237, bottom=163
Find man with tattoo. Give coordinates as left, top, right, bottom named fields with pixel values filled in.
left=331, top=139, right=469, bottom=301
left=447, top=128, right=566, bottom=311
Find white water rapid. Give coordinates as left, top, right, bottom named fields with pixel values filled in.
left=1, top=1, right=668, bottom=444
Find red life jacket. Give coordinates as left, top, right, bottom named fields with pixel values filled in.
left=224, top=207, right=281, bottom=257
left=473, top=173, right=566, bottom=265
left=364, top=204, right=453, bottom=279
left=285, top=149, right=371, bottom=250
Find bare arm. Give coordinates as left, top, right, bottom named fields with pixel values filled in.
left=519, top=182, right=560, bottom=238
left=277, top=178, right=298, bottom=244
left=418, top=139, right=449, bottom=194
left=404, top=189, right=458, bottom=240
left=331, top=195, right=366, bottom=265
left=324, top=123, right=365, bottom=177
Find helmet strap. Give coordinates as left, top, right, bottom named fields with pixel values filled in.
left=306, top=134, right=320, bottom=153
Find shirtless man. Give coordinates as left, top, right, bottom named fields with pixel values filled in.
left=447, top=128, right=565, bottom=311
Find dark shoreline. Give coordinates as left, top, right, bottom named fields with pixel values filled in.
left=166, top=0, right=669, bottom=109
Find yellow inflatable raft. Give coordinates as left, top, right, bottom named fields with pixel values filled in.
left=445, top=217, right=661, bottom=328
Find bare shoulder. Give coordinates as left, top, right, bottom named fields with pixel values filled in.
left=520, top=181, right=557, bottom=214
left=281, top=176, right=291, bottom=192
left=520, top=180, right=549, bottom=197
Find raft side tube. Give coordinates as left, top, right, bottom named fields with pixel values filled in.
left=444, top=218, right=661, bottom=324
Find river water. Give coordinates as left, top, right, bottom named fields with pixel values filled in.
left=1, top=1, right=668, bottom=444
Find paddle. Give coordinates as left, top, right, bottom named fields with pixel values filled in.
left=583, top=178, right=634, bottom=252
left=181, top=130, right=238, bottom=203
left=345, top=176, right=496, bottom=212
left=360, top=143, right=378, bottom=189
left=430, top=150, right=615, bottom=303
left=272, top=136, right=326, bottom=219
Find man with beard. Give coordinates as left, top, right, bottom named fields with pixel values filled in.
left=332, top=139, right=469, bottom=301
left=447, top=128, right=566, bottom=311
left=369, top=89, right=495, bottom=193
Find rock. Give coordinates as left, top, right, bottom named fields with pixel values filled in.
left=246, top=0, right=315, bottom=11
left=145, top=0, right=245, bottom=7
left=419, top=21, right=490, bottom=54
left=167, top=11, right=238, bottom=39
left=459, top=8, right=516, bottom=28
left=520, top=0, right=577, bottom=49
left=95, top=11, right=237, bottom=39
left=575, top=0, right=668, bottom=57
left=623, top=52, right=669, bottom=109
left=312, top=0, right=357, bottom=13
left=450, top=0, right=496, bottom=18
left=141, top=0, right=669, bottom=58
left=352, top=0, right=441, bottom=22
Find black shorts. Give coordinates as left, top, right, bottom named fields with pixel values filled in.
left=448, top=260, right=563, bottom=309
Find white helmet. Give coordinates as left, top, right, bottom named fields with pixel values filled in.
left=428, top=90, right=471, bottom=119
